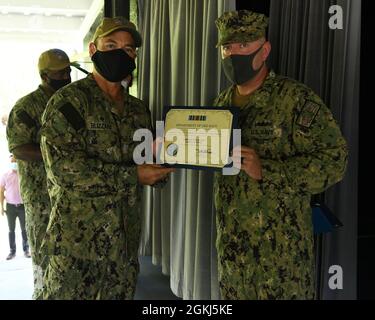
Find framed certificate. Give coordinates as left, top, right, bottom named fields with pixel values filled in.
left=157, top=106, right=240, bottom=171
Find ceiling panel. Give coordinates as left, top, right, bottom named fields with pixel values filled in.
left=0, top=0, right=103, bottom=42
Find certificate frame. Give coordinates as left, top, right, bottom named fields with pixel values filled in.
left=158, top=106, right=240, bottom=171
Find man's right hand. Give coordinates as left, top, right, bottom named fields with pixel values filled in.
left=1, top=208, right=5, bottom=216
left=137, top=164, right=175, bottom=186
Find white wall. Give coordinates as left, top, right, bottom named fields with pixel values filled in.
left=0, top=37, right=86, bottom=172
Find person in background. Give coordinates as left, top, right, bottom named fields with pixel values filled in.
left=0, top=154, right=30, bottom=260
left=6, top=49, right=72, bottom=299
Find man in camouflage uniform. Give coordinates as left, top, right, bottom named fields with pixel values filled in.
left=6, top=49, right=72, bottom=299
left=40, top=17, right=173, bottom=300
left=213, top=10, right=348, bottom=299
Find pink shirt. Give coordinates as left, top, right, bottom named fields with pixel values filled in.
left=0, top=170, right=23, bottom=205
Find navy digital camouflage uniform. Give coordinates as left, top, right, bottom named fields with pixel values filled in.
left=6, top=85, right=53, bottom=299
left=213, top=11, right=348, bottom=299
left=40, top=74, right=152, bottom=299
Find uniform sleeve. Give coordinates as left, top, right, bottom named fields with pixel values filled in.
left=40, top=96, right=138, bottom=197
left=6, top=105, right=38, bottom=152
left=260, top=93, right=348, bottom=195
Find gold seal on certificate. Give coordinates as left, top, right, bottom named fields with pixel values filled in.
left=159, top=107, right=239, bottom=170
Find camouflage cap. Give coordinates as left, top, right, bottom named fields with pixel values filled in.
left=215, top=10, right=269, bottom=47
left=38, top=49, right=71, bottom=72
left=92, top=16, right=142, bottom=47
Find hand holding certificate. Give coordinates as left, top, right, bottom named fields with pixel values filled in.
left=155, top=106, right=241, bottom=175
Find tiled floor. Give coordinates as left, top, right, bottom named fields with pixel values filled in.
left=0, top=215, right=33, bottom=300
left=135, top=256, right=180, bottom=300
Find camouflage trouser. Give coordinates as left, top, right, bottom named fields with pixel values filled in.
left=42, top=255, right=139, bottom=300
left=24, top=201, right=50, bottom=300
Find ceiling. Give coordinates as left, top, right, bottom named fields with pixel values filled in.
left=0, top=0, right=103, bottom=42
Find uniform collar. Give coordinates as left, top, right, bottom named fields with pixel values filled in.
left=230, top=69, right=277, bottom=109
left=87, top=73, right=131, bottom=116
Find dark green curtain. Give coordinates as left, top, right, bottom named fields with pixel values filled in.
left=268, top=0, right=360, bottom=299
left=137, top=0, right=235, bottom=299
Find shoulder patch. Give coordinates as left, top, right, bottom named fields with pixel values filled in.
left=59, top=103, right=85, bottom=131
left=16, top=110, right=36, bottom=129
left=296, top=101, right=321, bottom=128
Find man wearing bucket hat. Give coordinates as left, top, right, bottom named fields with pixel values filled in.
left=6, top=48, right=72, bottom=299
left=213, top=10, right=348, bottom=299
left=40, top=17, right=173, bottom=299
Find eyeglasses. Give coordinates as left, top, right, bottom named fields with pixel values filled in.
left=124, top=45, right=138, bottom=56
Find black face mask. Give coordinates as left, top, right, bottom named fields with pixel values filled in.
left=47, top=77, right=71, bottom=91
left=91, top=49, right=136, bottom=83
left=222, top=45, right=264, bottom=85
